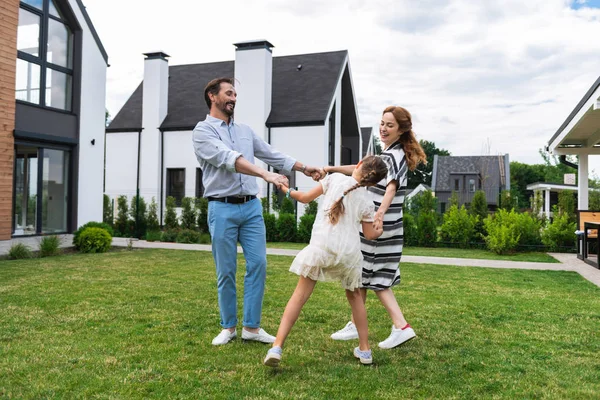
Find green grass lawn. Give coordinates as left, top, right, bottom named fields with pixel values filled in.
left=267, top=242, right=559, bottom=263
left=1, top=249, right=599, bottom=399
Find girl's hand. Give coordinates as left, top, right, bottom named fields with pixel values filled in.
left=281, top=184, right=290, bottom=193
left=373, top=212, right=384, bottom=231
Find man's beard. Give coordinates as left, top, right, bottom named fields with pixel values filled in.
left=219, top=101, right=235, bottom=117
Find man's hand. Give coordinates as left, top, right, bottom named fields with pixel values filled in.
left=303, top=166, right=324, bottom=181
left=265, top=171, right=289, bottom=189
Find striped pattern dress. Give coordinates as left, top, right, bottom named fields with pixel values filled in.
left=360, top=140, right=407, bottom=290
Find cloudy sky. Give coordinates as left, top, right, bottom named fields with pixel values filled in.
left=84, top=0, right=600, bottom=169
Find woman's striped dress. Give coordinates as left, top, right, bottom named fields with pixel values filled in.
left=360, top=140, right=407, bottom=290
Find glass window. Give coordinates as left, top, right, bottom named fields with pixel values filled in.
left=42, top=149, right=69, bottom=234
left=13, top=146, right=39, bottom=236
left=16, top=59, right=41, bottom=103
left=167, top=169, right=185, bottom=206
left=469, top=179, right=475, bottom=193
left=48, top=0, right=60, bottom=18
left=45, top=68, right=72, bottom=110
left=47, top=18, right=72, bottom=68
left=18, top=8, right=40, bottom=56
left=454, top=179, right=459, bottom=191
left=22, top=0, right=43, bottom=9
left=195, top=168, right=204, bottom=198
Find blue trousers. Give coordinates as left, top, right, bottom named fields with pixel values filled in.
left=207, top=198, right=267, bottom=329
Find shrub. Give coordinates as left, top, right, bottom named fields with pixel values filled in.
left=417, top=211, right=438, bottom=247
left=439, top=205, right=477, bottom=248
left=199, top=233, right=211, bottom=244
left=73, top=221, right=114, bottom=250
left=297, top=213, right=315, bottom=243
left=103, top=194, right=113, bottom=226
left=180, top=197, right=197, bottom=230
left=147, top=197, right=160, bottom=232
left=129, top=195, right=148, bottom=239
left=78, top=227, right=112, bottom=253
left=515, top=212, right=542, bottom=247
left=145, top=230, right=162, bottom=242
left=39, top=235, right=61, bottom=257
left=541, top=213, right=576, bottom=252
left=280, top=197, right=295, bottom=215
left=8, top=243, right=33, bottom=260
left=195, top=198, right=209, bottom=233
left=176, top=229, right=201, bottom=244
left=271, top=192, right=281, bottom=212
left=403, top=213, right=418, bottom=246
left=483, top=209, right=520, bottom=254
left=263, top=213, right=277, bottom=242
left=261, top=196, right=269, bottom=214
left=276, top=213, right=297, bottom=242
left=164, top=196, right=179, bottom=230
left=499, top=190, right=517, bottom=211
left=469, top=190, right=488, bottom=237
left=305, top=201, right=318, bottom=216
left=161, top=229, right=179, bottom=243
left=557, top=191, right=576, bottom=223
left=114, top=195, right=130, bottom=237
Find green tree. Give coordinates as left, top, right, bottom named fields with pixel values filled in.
left=103, top=194, right=113, bottom=226
left=164, top=196, right=179, bottom=230
left=180, top=197, right=197, bottom=230
left=129, top=195, right=148, bottom=239
left=147, top=197, right=160, bottom=232
left=510, top=161, right=546, bottom=209
left=469, top=190, right=487, bottom=237
left=407, top=140, right=450, bottom=189
left=114, top=195, right=129, bottom=237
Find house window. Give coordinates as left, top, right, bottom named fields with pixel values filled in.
left=16, top=0, right=74, bottom=111
left=166, top=168, right=185, bottom=206
left=328, top=103, right=336, bottom=166
left=440, top=202, right=446, bottom=214
left=195, top=168, right=204, bottom=198
left=469, top=179, right=475, bottom=193
left=454, top=179, right=459, bottom=191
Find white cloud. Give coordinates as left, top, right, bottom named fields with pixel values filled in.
left=83, top=0, right=600, bottom=171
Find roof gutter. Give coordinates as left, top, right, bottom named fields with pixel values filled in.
left=559, top=155, right=577, bottom=170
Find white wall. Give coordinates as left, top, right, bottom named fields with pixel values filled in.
left=104, top=132, right=139, bottom=201
left=163, top=130, right=200, bottom=201
left=70, top=0, right=107, bottom=227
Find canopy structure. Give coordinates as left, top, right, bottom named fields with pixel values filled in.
left=546, top=76, right=600, bottom=210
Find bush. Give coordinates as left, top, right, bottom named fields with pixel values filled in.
left=541, top=213, right=577, bottom=252
left=515, top=212, right=542, bottom=247
left=439, top=205, right=477, bottom=248
left=281, top=197, right=295, bottom=215
left=103, top=194, right=113, bottom=226
left=164, top=196, right=179, bottom=230
left=305, top=201, right=318, bottom=216
left=145, top=230, right=162, bottom=242
left=469, top=190, right=488, bottom=237
left=483, top=209, right=520, bottom=254
left=147, top=197, right=160, bottom=232
left=199, top=233, right=211, bottom=244
left=176, top=229, right=201, bottom=244
left=263, top=213, right=277, bottom=242
left=557, top=191, right=576, bottom=223
left=180, top=197, right=197, bottom=230
left=78, top=227, right=112, bottom=253
left=114, top=195, right=130, bottom=237
left=73, top=221, right=114, bottom=250
left=297, top=213, right=315, bottom=243
left=8, top=243, right=33, bottom=260
left=403, top=213, right=418, bottom=246
left=129, top=195, right=148, bottom=239
left=276, top=213, right=297, bottom=242
left=161, top=229, right=179, bottom=243
left=417, top=211, right=438, bottom=247
left=499, top=190, right=517, bottom=211
left=195, top=198, right=209, bottom=233
left=39, top=235, right=61, bottom=257
left=261, top=196, right=269, bottom=214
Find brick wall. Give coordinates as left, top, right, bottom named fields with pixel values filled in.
left=0, top=0, right=19, bottom=239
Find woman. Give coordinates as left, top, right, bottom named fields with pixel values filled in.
left=323, top=106, right=427, bottom=349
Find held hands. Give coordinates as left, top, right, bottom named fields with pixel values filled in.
left=265, top=171, right=289, bottom=189
left=302, top=165, right=325, bottom=181
left=373, top=211, right=384, bottom=231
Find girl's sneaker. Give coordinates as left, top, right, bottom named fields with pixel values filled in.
left=353, top=347, right=373, bottom=365
left=263, top=346, right=283, bottom=367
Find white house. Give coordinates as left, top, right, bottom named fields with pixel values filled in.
left=105, top=40, right=363, bottom=222
left=9, top=0, right=107, bottom=238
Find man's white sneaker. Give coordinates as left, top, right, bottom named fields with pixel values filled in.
left=378, top=325, right=416, bottom=349
left=330, top=321, right=359, bottom=341
left=241, top=328, right=276, bottom=343
left=212, top=329, right=237, bottom=346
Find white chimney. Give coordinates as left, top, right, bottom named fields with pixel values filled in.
left=140, top=51, right=169, bottom=202
left=233, top=40, right=273, bottom=141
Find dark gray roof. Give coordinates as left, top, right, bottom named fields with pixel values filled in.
left=433, top=155, right=504, bottom=191
left=360, top=127, right=372, bottom=155
left=107, top=50, right=348, bottom=132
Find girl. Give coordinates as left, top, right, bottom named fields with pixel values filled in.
left=263, top=155, right=388, bottom=367
left=328, top=106, right=427, bottom=349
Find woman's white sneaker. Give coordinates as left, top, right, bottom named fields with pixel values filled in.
left=378, top=325, right=416, bottom=349
left=330, top=321, right=359, bottom=341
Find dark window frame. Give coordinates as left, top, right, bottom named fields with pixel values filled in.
left=195, top=168, right=204, bottom=198
left=166, top=168, right=185, bottom=206
left=17, top=0, right=74, bottom=112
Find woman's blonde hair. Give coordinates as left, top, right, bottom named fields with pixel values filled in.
left=327, top=155, right=388, bottom=225
left=383, top=106, right=427, bottom=171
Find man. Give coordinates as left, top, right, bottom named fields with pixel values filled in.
left=192, top=77, right=321, bottom=345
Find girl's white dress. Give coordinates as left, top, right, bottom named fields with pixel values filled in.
left=289, top=173, right=375, bottom=290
